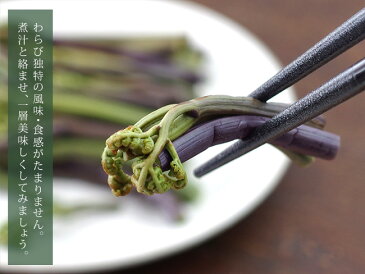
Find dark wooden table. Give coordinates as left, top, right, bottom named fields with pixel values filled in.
left=109, top=1, right=365, bottom=273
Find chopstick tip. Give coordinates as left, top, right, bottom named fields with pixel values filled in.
left=194, top=142, right=243, bottom=177
left=193, top=163, right=211, bottom=178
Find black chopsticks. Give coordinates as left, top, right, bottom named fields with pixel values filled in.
left=194, top=8, right=365, bottom=177
left=250, top=8, right=365, bottom=102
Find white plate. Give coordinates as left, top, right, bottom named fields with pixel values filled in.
left=0, top=0, right=295, bottom=272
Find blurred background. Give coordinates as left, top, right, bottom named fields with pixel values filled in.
left=0, top=0, right=365, bottom=273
